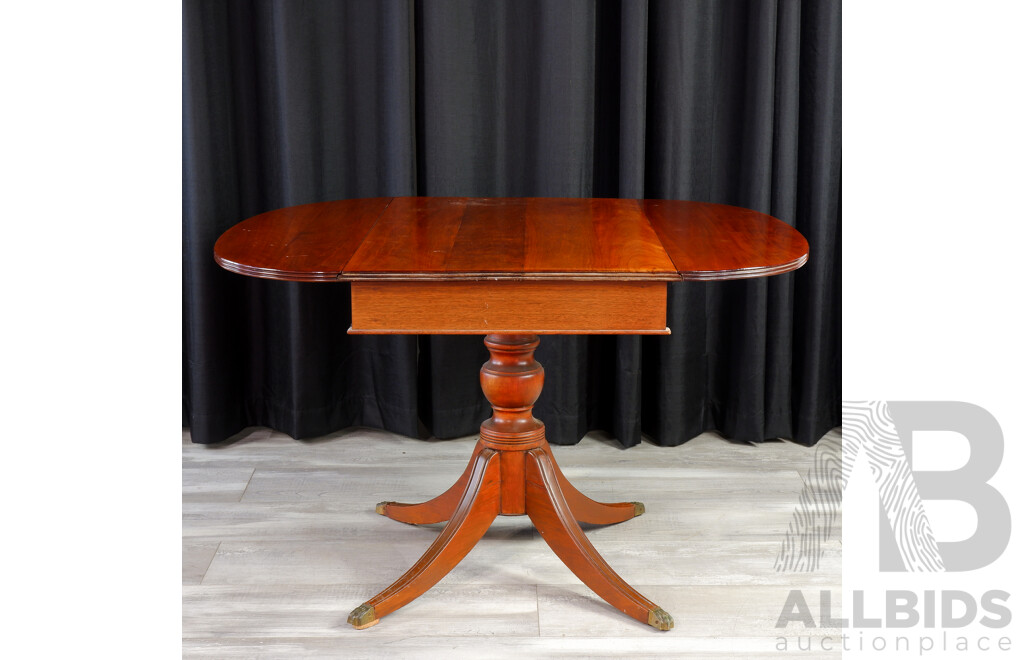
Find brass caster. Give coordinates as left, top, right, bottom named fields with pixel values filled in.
left=632, top=502, right=645, bottom=517
left=375, top=502, right=392, bottom=515
left=648, top=607, right=674, bottom=631
left=347, top=604, right=379, bottom=630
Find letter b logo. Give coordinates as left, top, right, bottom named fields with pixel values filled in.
left=879, top=402, right=1010, bottom=571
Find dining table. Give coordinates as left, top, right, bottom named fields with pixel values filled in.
left=213, top=196, right=809, bottom=631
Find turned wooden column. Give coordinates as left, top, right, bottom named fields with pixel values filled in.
left=479, top=334, right=545, bottom=451
left=479, top=334, right=544, bottom=517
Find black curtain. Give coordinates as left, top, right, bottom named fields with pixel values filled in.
left=183, top=0, right=840, bottom=448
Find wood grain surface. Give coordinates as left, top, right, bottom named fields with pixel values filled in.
left=213, top=198, right=392, bottom=281
left=213, top=197, right=808, bottom=283
left=343, top=197, right=468, bottom=277
left=642, top=200, right=809, bottom=280
left=349, top=281, right=669, bottom=334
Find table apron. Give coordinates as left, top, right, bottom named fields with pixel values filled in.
left=348, top=281, right=669, bottom=335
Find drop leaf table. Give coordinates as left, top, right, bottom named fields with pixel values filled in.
left=214, top=196, right=808, bottom=631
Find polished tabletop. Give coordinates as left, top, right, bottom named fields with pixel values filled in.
left=214, top=197, right=808, bottom=283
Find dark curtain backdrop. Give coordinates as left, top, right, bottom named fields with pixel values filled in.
left=183, top=0, right=840, bottom=448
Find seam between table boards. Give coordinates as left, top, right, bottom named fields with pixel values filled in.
left=336, top=196, right=395, bottom=280
left=635, top=199, right=686, bottom=282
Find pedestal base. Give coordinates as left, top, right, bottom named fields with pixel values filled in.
left=347, top=334, right=673, bottom=631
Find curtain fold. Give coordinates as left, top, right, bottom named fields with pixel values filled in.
left=183, top=0, right=841, bottom=448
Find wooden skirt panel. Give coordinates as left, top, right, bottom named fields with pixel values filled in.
left=349, top=281, right=669, bottom=334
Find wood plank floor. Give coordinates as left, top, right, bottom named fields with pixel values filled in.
left=183, top=426, right=842, bottom=658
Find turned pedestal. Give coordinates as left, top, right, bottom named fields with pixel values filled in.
left=347, top=334, right=673, bottom=631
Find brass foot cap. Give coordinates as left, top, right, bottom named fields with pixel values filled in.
left=648, top=608, right=674, bottom=631
left=632, top=502, right=646, bottom=517
left=348, top=604, right=379, bottom=630
left=375, top=502, right=392, bottom=515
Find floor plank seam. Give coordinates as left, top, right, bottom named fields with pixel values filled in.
left=236, top=467, right=256, bottom=502
left=534, top=583, right=541, bottom=636
left=198, top=541, right=221, bottom=586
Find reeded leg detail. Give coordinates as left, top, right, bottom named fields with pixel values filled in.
left=348, top=448, right=501, bottom=628
left=377, top=442, right=484, bottom=524
left=541, top=444, right=645, bottom=525
left=525, top=448, right=673, bottom=631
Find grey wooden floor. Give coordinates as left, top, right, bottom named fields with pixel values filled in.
left=183, top=426, right=841, bottom=659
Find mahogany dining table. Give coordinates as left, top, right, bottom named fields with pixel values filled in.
left=213, top=196, right=809, bottom=631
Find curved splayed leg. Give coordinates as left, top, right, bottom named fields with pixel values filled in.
left=525, top=448, right=673, bottom=631
left=348, top=448, right=501, bottom=628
